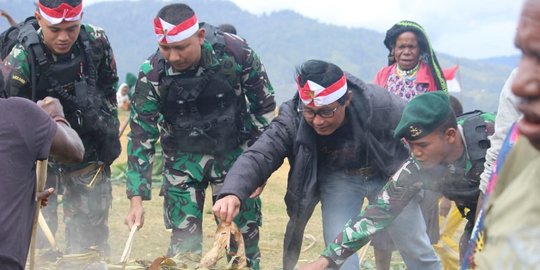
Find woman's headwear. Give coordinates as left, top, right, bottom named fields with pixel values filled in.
left=383, top=20, right=448, bottom=92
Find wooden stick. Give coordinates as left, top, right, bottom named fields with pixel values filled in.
left=358, top=240, right=371, bottom=266
left=38, top=210, right=57, bottom=251
left=120, top=225, right=138, bottom=269
left=29, top=159, right=48, bottom=270
left=119, top=118, right=130, bottom=137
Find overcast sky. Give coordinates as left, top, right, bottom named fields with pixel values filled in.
left=85, top=0, right=524, bottom=59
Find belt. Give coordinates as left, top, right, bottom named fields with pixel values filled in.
left=346, top=166, right=377, bottom=177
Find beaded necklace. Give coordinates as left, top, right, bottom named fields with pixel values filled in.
left=396, top=63, right=420, bottom=80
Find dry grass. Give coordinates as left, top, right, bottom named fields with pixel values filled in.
left=34, top=110, right=416, bottom=269
left=106, top=110, right=329, bottom=268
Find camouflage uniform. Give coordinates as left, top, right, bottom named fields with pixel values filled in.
left=321, top=132, right=490, bottom=269
left=2, top=24, right=119, bottom=256
left=127, top=35, right=275, bottom=269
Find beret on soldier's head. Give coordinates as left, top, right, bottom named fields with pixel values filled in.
left=394, top=91, right=451, bottom=140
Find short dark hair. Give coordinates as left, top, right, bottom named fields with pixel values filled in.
left=156, top=3, right=195, bottom=25
left=219, top=23, right=237, bottom=35
left=448, top=95, right=463, bottom=116
left=39, top=0, right=82, bottom=8
left=434, top=111, right=458, bottom=136
left=296, top=59, right=344, bottom=90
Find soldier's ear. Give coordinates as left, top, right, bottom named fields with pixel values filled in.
left=445, top=128, right=457, bottom=144
left=197, top=28, right=206, bottom=45
left=35, top=11, right=44, bottom=28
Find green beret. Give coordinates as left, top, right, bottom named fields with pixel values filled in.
left=125, top=72, right=137, bottom=88
left=394, top=91, right=451, bottom=140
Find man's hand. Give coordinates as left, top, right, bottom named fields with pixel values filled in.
left=37, top=187, right=55, bottom=207
left=37, top=97, right=65, bottom=118
left=125, top=196, right=145, bottom=229
left=298, top=257, right=331, bottom=270
left=249, top=182, right=267, bottom=198
left=212, top=195, right=241, bottom=225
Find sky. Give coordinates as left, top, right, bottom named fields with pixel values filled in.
left=84, top=0, right=525, bottom=59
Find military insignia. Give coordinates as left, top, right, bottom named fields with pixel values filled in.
left=409, top=125, right=422, bottom=138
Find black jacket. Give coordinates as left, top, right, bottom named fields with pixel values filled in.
left=218, top=73, right=409, bottom=269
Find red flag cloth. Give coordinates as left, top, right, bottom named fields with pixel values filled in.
left=443, top=65, right=459, bottom=80
left=443, top=65, right=461, bottom=92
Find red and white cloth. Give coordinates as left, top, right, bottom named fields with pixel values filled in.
left=38, top=2, right=82, bottom=25
left=154, top=14, right=199, bottom=44
left=297, top=74, right=348, bottom=106
left=443, top=65, right=462, bottom=93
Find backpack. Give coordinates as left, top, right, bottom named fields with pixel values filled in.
left=0, top=16, right=39, bottom=60
left=443, top=110, right=495, bottom=216
left=457, top=110, right=495, bottom=181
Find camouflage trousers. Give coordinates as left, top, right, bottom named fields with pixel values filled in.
left=160, top=179, right=262, bottom=270
left=62, top=163, right=112, bottom=256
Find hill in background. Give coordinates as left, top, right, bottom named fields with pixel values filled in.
left=1, top=0, right=517, bottom=111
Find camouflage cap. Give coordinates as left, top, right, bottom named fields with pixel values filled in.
left=394, top=91, right=451, bottom=140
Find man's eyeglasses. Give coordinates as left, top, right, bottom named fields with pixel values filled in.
left=299, top=105, right=340, bottom=119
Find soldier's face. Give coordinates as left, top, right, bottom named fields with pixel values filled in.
left=36, top=12, right=81, bottom=55
left=407, top=128, right=456, bottom=169
left=513, top=0, right=540, bottom=151
left=159, top=29, right=205, bottom=72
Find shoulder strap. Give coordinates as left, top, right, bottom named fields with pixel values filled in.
left=18, top=21, right=45, bottom=101
left=200, top=22, right=226, bottom=54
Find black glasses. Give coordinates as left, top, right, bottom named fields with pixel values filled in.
left=299, top=105, right=340, bottom=119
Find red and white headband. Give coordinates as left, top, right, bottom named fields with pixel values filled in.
left=297, top=74, right=348, bottom=106
left=154, top=14, right=199, bottom=44
left=38, top=2, right=83, bottom=25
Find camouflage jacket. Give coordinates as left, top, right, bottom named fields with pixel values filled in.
left=126, top=38, right=276, bottom=200
left=321, top=123, right=492, bottom=269
left=2, top=24, right=119, bottom=170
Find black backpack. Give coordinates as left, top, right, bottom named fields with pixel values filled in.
left=0, top=16, right=39, bottom=60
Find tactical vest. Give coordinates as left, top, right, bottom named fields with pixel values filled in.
left=158, top=24, right=248, bottom=154
left=18, top=24, right=98, bottom=136
left=13, top=24, right=121, bottom=165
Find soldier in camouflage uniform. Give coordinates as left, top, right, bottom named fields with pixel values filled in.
left=2, top=0, right=120, bottom=256
left=299, top=91, right=495, bottom=270
left=124, top=3, right=275, bottom=269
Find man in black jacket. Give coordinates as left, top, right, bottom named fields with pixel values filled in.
left=213, top=60, right=442, bottom=270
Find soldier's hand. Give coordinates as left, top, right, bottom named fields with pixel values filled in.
left=212, top=195, right=241, bottom=225
left=298, top=257, right=331, bottom=270
left=37, top=97, right=65, bottom=118
left=125, top=196, right=145, bottom=229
